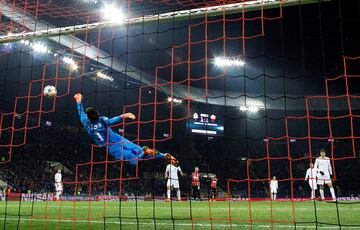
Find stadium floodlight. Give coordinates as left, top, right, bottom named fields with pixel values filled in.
left=70, top=64, right=79, bottom=71
left=214, top=57, right=245, bottom=67
left=240, top=105, right=260, bottom=113
left=248, top=106, right=259, bottom=113
left=62, top=56, right=76, bottom=65
left=167, top=97, right=182, bottom=104
left=32, top=42, right=48, bottom=53
left=62, top=56, right=78, bottom=71
left=97, top=71, right=114, bottom=82
left=101, top=4, right=126, bottom=24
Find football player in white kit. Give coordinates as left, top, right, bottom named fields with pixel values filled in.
left=314, top=149, right=336, bottom=201
left=165, top=161, right=184, bottom=201
left=270, top=176, right=278, bottom=200
left=305, top=162, right=317, bottom=199
left=54, top=169, right=63, bottom=200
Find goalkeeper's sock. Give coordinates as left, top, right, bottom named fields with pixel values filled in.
left=167, top=190, right=171, bottom=199
left=320, top=188, right=324, bottom=200
left=177, top=190, right=181, bottom=200
left=330, top=187, right=336, bottom=200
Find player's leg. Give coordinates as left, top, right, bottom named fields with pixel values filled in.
left=317, top=176, right=325, bottom=200
left=55, top=183, right=60, bottom=200
left=175, top=188, right=181, bottom=201
left=327, top=182, right=336, bottom=201
left=309, top=180, right=316, bottom=199
left=319, top=185, right=325, bottom=200
left=274, top=192, right=277, bottom=200
left=108, top=138, right=178, bottom=165
left=172, top=180, right=181, bottom=201
left=192, top=186, right=197, bottom=200
left=142, top=146, right=178, bottom=164
left=166, top=180, right=171, bottom=201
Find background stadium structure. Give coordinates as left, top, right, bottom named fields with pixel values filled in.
left=1, top=0, right=360, bottom=229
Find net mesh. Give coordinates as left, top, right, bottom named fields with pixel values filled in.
left=1, top=0, right=360, bottom=229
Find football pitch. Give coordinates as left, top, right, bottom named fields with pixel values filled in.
left=1, top=200, right=360, bottom=229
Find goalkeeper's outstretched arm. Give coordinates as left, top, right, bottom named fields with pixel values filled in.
left=107, top=113, right=135, bottom=126
left=74, top=93, right=87, bottom=125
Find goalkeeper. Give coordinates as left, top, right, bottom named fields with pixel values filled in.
left=74, top=93, right=178, bottom=166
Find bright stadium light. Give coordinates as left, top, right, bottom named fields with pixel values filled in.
left=248, top=106, right=259, bottom=113
left=101, top=4, right=126, bottom=24
left=214, top=57, right=245, bottom=67
left=62, top=56, right=76, bottom=65
left=97, top=71, right=114, bottom=82
left=70, top=64, right=78, bottom=71
left=240, top=105, right=260, bottom=113
left=167, top=97, right=182, bottom=104
left=32, top=42, right=48, bottom=53
left=62, top=56, right=78, bottom=71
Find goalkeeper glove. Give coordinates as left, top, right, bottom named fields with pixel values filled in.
left=319, top=171, right=324, bottom=176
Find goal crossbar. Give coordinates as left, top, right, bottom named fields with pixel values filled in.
left=0, top=0, right=327, bottom=44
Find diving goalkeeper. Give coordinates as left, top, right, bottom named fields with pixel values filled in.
left=74, top=93, right=178, bottom=166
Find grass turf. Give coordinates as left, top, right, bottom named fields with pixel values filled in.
left=1, top=200, right=360, bottom=229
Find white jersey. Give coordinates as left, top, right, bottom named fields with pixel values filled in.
left=165, top=164, right=182, bottom=180
left=305, top=167, right=317, bottom=189
left=55, top=173, right=62, bottom=183
left=314, top=157, right=332, bottom=175
left=270, top=180, right=278, bottom=193
left=305, top=168, right=317, bottom=180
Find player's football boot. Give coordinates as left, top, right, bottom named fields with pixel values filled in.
left=165, top=153, right=179, bottom=166
left=142, top=146, right=159, bottom=156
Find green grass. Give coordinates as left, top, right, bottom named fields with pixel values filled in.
left=1, top=200, right=360, bottom=229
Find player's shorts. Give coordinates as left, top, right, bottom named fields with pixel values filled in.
left=270, top=188, right=277, bottom=193
left=308, top=179, right=317, bottom=189
left=55, top=182, right=63, bottom=192
left=317, top=173, right=331, bottom=185
left=167, top=179, right=179, bottom=189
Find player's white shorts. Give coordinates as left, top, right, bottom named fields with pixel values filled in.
left=167, top=179, right=179, bottom=189
left=317, top=173, right=331, bottom=185
left=308, top=179, right=317, bottom=190
left=270, top=188, right=277, bottom=194
left=55, top=182, right=63, bottom=192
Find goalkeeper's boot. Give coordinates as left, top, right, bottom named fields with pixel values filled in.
left=164, top=153, right=179, bottom=166
left=142, top=146, right=160, bottom=156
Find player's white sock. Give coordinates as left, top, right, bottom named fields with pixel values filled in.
left=274, top=194, right=276, bottom=200
left=167, top=190, right=170, bottom=199
left=177, top=190, right=181, bottom=200
left=320, top=189, right=324, bottom=200
left=56, top=192, right=60, bottom=200
left=330, top=188, right=336, bottom=200
left=311, top=189, right=315, bottom=199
